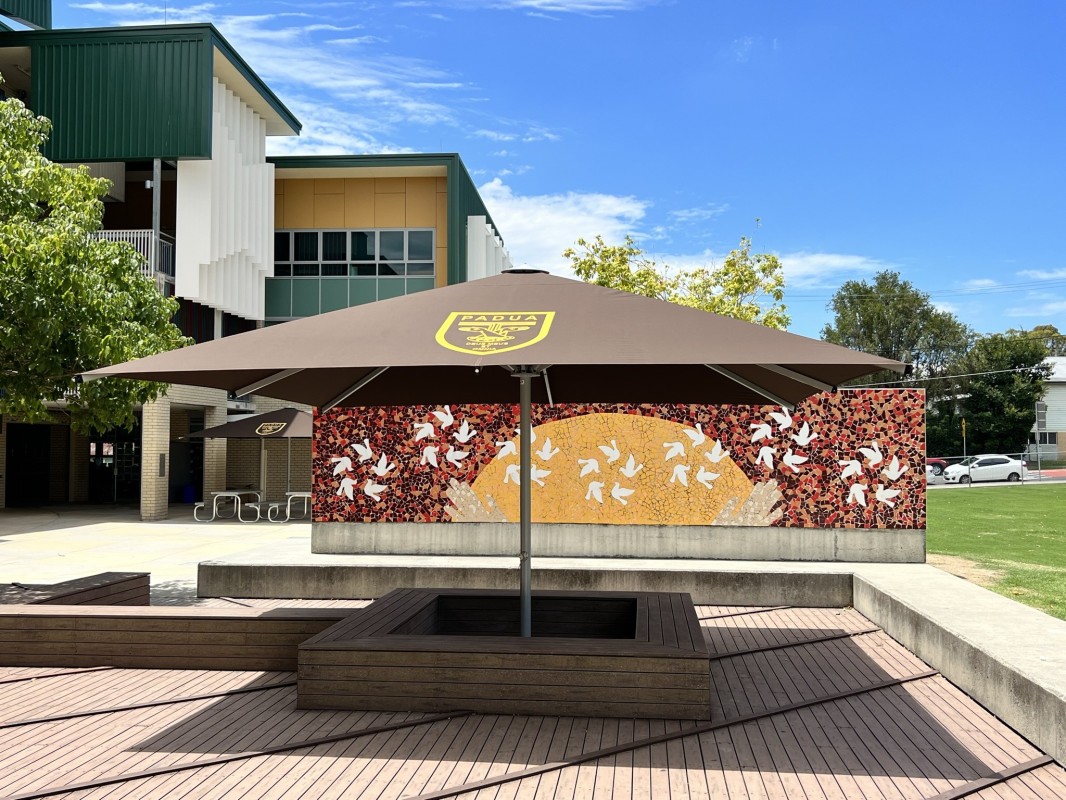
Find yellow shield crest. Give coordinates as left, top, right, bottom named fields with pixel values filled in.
left=436, top=311, right=555, bottom=356
left=256, top=422, right=288, bottom=436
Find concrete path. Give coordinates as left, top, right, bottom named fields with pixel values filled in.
left=0, top=505, right=309, bottom=604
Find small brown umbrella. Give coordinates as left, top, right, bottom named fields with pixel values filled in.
left=186, top=408, right=311, bottom=495
left=83, top=270, right=905, bottom=635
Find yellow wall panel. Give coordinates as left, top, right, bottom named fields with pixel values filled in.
left=274, top=195, right=284, bottom=228
left=435, top=193, right=448, bottom=246
left=344, top=179, right=375, bottom=228
left=436, top=246, right=448, bottom=287
left=375, top=193, right=406, bottom=227
left=375, top=177, right=405, bottom=194
left=314, top=193, right=345, bottom=228
left=283, top=180, right=315, bottom=228
left=315, top=178, right=345, bottom=195
left=436, top=177, right=447, bottom=193
left=405, top=178, right=436, bottom=227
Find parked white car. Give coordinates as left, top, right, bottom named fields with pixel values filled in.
left=943, top=455, right=1028, bottom=484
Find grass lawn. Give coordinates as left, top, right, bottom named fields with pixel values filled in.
left=927, top=483, right=1066, bottom=620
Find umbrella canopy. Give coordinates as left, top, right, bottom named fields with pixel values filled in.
left=185, top=408, right=311, bottom=497
left=82, top=270, right=905, bottom=636
left=83, top=271, right=904, bottom=409
left=185, top=408, right=312, bottom=440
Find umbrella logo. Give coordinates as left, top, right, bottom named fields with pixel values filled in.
left=256, top=422, right=288, bottom=436
left=436, top=311, right=555, bottom=355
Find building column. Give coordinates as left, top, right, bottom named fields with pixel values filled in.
left=140, top=396, right=171, bottom=521
left=203, top=403, right=228, bottom=495
left=0, top=417, right=6, bottom=509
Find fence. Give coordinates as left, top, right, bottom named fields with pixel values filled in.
left=91, top=229, right=175, bottom=293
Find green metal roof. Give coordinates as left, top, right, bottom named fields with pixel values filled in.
left=0, top=23, right=299, bottom=161
left=268, top=153, right=502, bottom=285
left=0, top=1, right=50, bottom=30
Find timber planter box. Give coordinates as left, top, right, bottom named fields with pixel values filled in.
left=298, top=588, right=711, bottom=719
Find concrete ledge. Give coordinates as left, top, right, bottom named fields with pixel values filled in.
left=198, top=557, right=854, bottom=608
left=852, top=565, right=1066, bottom=767
left=312, top=522, right=925, bottom=563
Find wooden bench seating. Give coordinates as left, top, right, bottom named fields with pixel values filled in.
left=0, top=606, right=354, bottom=671
left=298, top=588, right=711, bottom=719
left=0, top=572, right=150, bottom=606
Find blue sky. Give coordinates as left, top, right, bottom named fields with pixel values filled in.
left=52, top=0, right=1066, bottom=338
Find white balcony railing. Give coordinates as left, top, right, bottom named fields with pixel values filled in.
left=91, top=229, right=176, bottom=293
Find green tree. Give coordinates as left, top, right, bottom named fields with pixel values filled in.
left=563, top=234, right=790, bottom=330
left=1006, top=324, right=1066, bottom=357
left=928, top=333, right=1052, bottom=456
left=821, top=270, right=973, bottom=387
left=0, top=78, right=189, bottom=433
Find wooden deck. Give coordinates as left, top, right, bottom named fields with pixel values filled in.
left=0, top=602, right=1062, bottom=798
left=298, top=589, right=710, bottom=720
left=0, top=605, right=354, bottom=671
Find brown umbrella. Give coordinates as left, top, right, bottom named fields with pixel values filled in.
left=82, top=270, right=905, bottom=635
left=187, top=408, right=312, bottom=440
left=186, top=408, right=312, bottom=495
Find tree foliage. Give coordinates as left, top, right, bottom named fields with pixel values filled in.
left=564, top=234, right=790, bottom=330
left=926, top=333, right=1052, bottom=456
left=0, top=79, right=189, bottom=433
left=821, top=270, right=973, bottom=386
left=1006, top=324, right=1066, bottom=357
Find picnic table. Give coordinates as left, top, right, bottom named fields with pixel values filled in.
left=194, top=490, right=262, bottom=522
left=269, top=491, right=311, bottom=523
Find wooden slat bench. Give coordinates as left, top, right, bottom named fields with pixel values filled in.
left=298, top=588, right=711, bottom=719
left=0, top=572, right=151, bottom=606
left=0, top=605, right=355, bottom=671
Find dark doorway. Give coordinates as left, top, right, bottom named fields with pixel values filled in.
left=5, top=424, right=52, bottom=507
left=87, top=423, right=141, bottom=504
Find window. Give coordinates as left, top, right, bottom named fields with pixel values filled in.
left=1033, top=432, right=1058, bottom=445
left=268, top=228, right=438, bottom=320
left=273, top=229, right=436, bottom=279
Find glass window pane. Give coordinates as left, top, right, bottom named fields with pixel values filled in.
left=291, top=280, right=320, bottom=317
left=322, top=231, right=347, bottom=261
left=320, top=278, right=349, bottom=313
left=273, top=232, right=291, bottom=261
left=264, top=279, right=292, bottom=317
left=408, top=230, right=433, bottom=261
left=293, top=264, right=320, bottom=277
left=406, top=277, right=436, bottom=294
left=293, top=232, right=318, bottom=261
left=378, top=261, right=404, bottom=276
left=379, top=231, right=404, bottom=261
left=349, top=279, right=378, bottom=305
left=351, top=231, right=375, bottom=261
left=378, top=277, right=406, bottom=300
left=350, top=264, right=376, bottom=277
left=407, top=262, right=434, bottom=276
left=321, top=263, right=347, bottom=277
left=274, top=264, right=292, bottom=277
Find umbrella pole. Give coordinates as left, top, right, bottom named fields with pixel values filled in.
left=518, top=371, right=533, bottom=638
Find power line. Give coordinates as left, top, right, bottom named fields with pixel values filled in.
left=852, top=365, right=1050, bottom=388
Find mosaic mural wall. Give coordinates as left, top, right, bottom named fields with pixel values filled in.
left=313, top=389, right=925, bottom=529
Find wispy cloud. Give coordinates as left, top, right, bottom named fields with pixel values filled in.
left=1018, top=268, right=1066, bottom=280
left=478, top=178, right=648, bottom=274
left=669, top=204, right=729, bottom=224
left=961, top=278, right=1000, bottom=290
left=1006, top=298, right=1066, bottom=318
left=731, top=36, right=755, bottom=62
left=777, top=252, right=890, bottom=290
